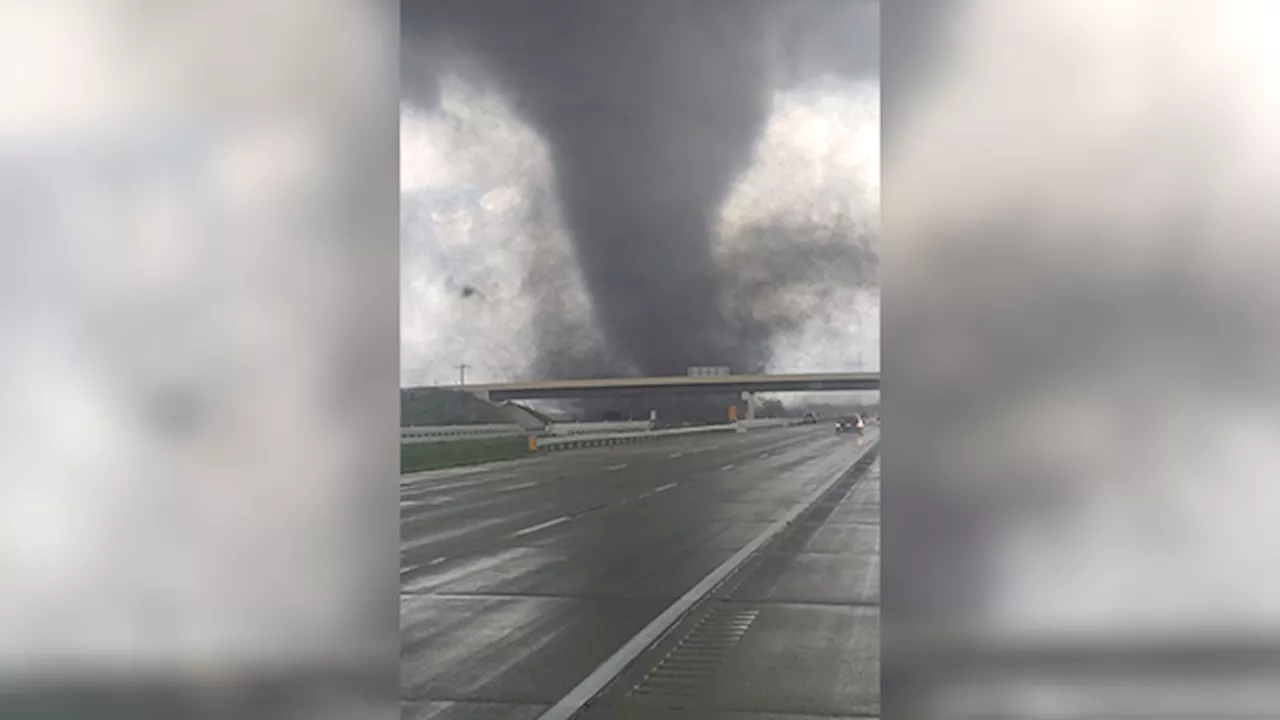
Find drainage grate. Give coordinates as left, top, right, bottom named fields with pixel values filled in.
left=628, top=607, right=761, bottom=699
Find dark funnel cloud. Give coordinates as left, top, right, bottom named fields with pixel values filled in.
left=403, top=0, right=878, bottom=392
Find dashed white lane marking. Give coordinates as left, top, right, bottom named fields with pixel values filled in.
left=758, top=452, right=770, bottom=459
left=428, top=556, right=448, bottom=566
left=721, top=463, right=735, bottom=471
left=499, top=481, right=539, bottom=493
left=636, top=482, right=678, bottom=500
left=400, top=564, right=419, bottom=576
left=667, top=451, right=685, bottom=458
left=607, top=463, right=628, bottom=471
left=512, top=515, right=572, bottom=537
left=401, top=497, right=452, bottom=508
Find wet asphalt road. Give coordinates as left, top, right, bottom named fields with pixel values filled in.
left=401, top=424, right=880, bottom=719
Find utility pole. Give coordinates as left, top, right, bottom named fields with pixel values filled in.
left=455, top=363, right=469, bottom=387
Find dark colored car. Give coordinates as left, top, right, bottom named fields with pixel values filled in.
left=802, top=412, right=817, bottom=425
left=835, top=414, right=865, bottom=434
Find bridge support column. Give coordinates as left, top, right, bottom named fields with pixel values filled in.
left=742, top=391, right=756, bottom=421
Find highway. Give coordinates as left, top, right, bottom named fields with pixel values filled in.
left=401, top=424, right=881, bottom=719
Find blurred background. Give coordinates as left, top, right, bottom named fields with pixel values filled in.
left=0, top=1, right=399, bottom=718
left=886, top=0, right=1280, bottom=716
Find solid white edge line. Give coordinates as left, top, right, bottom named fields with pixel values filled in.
left=537, top=432, right=879, bottom=720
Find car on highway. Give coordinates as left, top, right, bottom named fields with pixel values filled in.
left=835, top=414, right=865, bottom=434
left=802, top=412, right=818, bottom=425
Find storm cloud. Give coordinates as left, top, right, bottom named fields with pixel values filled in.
left=402, top=0, right=879, bottom=389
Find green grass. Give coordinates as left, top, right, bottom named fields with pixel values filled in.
left=401, top=436, right=532, bottom=473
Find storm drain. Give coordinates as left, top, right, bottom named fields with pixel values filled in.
left=628, top=607, right=761, bottom=699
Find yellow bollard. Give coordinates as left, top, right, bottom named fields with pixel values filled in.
left=528, top=436, right=537, bottom=452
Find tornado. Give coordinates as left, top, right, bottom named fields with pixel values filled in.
left=403, top=0, right=878, bottom=383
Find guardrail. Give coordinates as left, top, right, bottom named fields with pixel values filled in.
left=400, top=424, right=523, bottom=444
left=548, top=420, right=654, bottom=435
left=402, top=420, right=658, bottom=444
left=531, top=418, right=811, bottom=452
left=403, top=417, right=806, bottom=446
left=734, top=417, right=802, bottom=431
left=532, top=424, right=737, bottom=451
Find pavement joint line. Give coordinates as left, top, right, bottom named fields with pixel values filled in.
left=512, top=515, right=572, bottom=537
left=536, top=432, right=879, bottom=720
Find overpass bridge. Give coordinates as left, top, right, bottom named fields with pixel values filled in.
left=441, top=371, right=880, bottom=403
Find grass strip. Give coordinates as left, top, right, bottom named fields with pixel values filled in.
left=400, top=436, right=531, bottom=473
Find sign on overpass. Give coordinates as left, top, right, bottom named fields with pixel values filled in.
left=426, top=372, right=880, bottom=402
